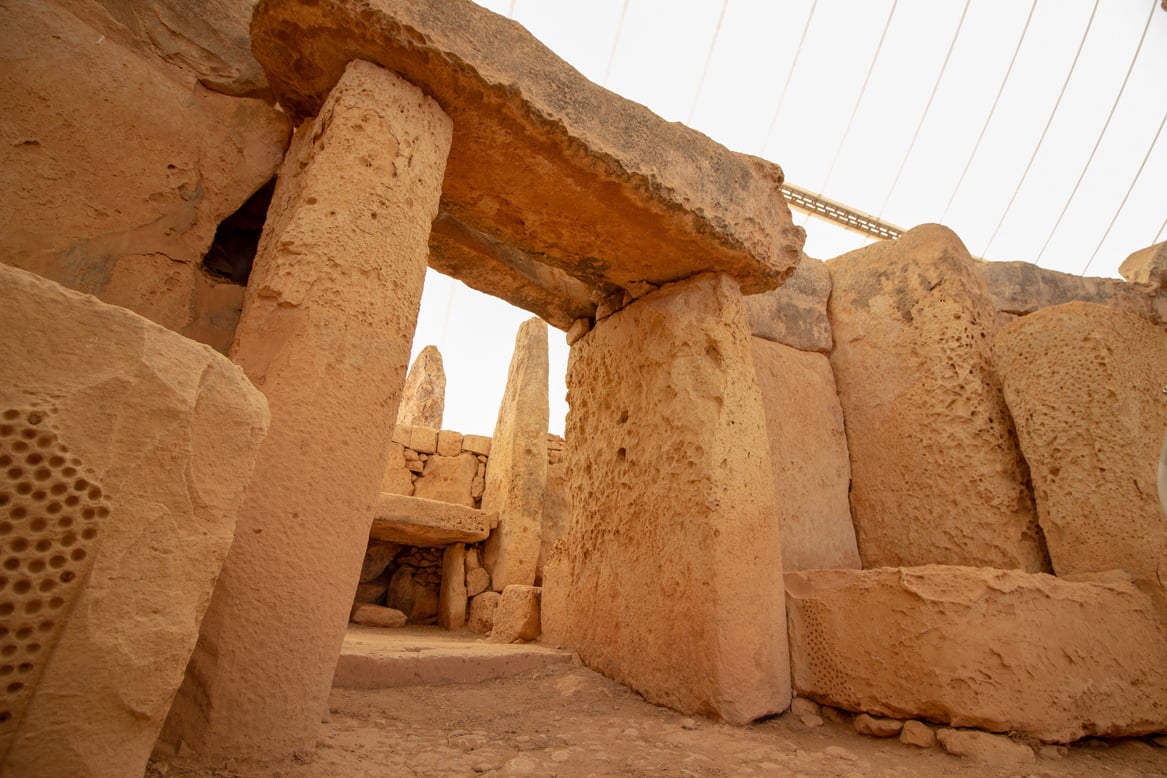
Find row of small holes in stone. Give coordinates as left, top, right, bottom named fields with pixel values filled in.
left=0, top=409, right=104, bottom=733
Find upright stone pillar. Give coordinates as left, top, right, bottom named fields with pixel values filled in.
left=543, top=273, right=791, bottom=724
left=397, top=345, right=446, bottom=429
left=161, top=61, right=452, bottom=760
left=482, top=318, right=549, bottom=590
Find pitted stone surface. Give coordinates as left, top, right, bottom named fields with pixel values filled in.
left=785, top=566, right=1167, bottom=743
left=827, top=224, right=1046, bottom=572
left=250, top=0, right=804, bottom=328
left=0, top=264, right=269, bottom=778
left=161, top=61, right=452, bottom=761
left=994, top=302, right=1167, bottom=589
left=545, top=273, right=790, bottom=725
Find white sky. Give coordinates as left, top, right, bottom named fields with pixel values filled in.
left=411, top=0, right=1167, bottom=438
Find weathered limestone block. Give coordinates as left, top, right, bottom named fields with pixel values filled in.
left=744, top=255, right=833, bottom=353
left=465, top=567, right=491, bottom=597
left=785, top=566, right=1167, bottom=742
left=488, top=585, right=541, bottom=643
left=0, top=0, right=290, bottom=352
left=978, top=260, right=1167, bottom=330
left=57, top=0, right=266, bottom=96
left=251, top=0, right=804, bottom=328
left=436, top=430, right=463, bottom=457
left=936, top=729, right=1035, bottom=764
left=438, top=544, right=467, bottom=630
left=370, top=494, right=492, bottom=546
left=482, top=319, right=549, bottom=590
left=0, top=265, right=269, bottom=777
left=380, top=443, right=414, bottom=496
left=463, top=435, right=492, bottom=456
left=1120, top=241, right=1167, bottom=289
left=994, top=303, right=1167, bottom=588
left=750, top=338, right=858, bottom=571
left=359, top=541, right=401, bottom=583
left=161, top=61, right=452, bottom=761
left=545, top=273, right=790, bottom=724
left=397, top=346, right=446, bottom=429
left=467, top=592, right=500, bottom=635
left=350, top=604, right=407, bottom=629
left=413, top=452, right=478, bottom=507
left=409, top=426, right=439, bottom=455
left=827, top=225, right=1046, bottom=571
left=537, top=455, right=572, bottom=582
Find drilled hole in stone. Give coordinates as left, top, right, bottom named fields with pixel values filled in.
left=29, top=518, right=46, bottom=531
left=63, top=494, right=78, bottom=507
left=0, top=646, right=15, bottom=658
left=7, top=682, right=22, bottom=694
left=3, top=559, right=19, bottom=571
left=30, top=489, right=46, bottom=501
left=87, top=486, right=102, bottom=500
left=35, top=435, right=52, bottom=449
left=6, top=467, right=23, bottom=480
left=72, top=479, right=88, bottom=493
left=58, top=570, right=74, bottom=583
left=49, top=483, right=65, bottom=497
left=47, top=597, right=63, bottom=610
left=19, top=429, right=35, bottom=441
left=0, top=494, right=8, bottom=508
left=36, top=579, right=52, bottom=592
left=47, top=455, right=64, bottom=468
left=0, top=604, right=12, bottom=618
left=58, top=516, right=73, bottom=529
left=32, top=467, right=50, bottom=482
left=13, top=628, right=30, bottom=641
left=1, top=410, right=17, bottom=421
left=48, top=556, right=66, bottom=570
left=45, top=503, right=60, bottom=516
left=24, top=453, right=43, bottom=466
left=10, top=538, right=27, bottom=553
left=37, top=621, right=52, bottom=633
left=81, top=528, right=97, bottom=541
left=0, top=664, right=10, bottom=674
left=69, top=549, right=85, bottom=562
left=0, top=712, right=11, bottom=724
left=0, top=522, right=11, bottom=534
left=61, top=467, right=76, bottom=478
left=60, top=533, right=76, bottom=548
left=26, top=643, right=40, bottom=655
left=10, top=507, right=26, bottom=521
left=25, top=412, right=43, bottom=426
left=33, top=540, right=50, bottom=553
left=14, top=483, right=31, bottom=496
left=16, top=663, right=31, bottom=674
left=25, top=600, right=42, bottom=615
left=0, top=456, right=11, bottom=468
left=13, top=581, right=30, bottom=595
left=95, top=506, right=109, bottom=519
left=28, top=560, right=45, bottom=574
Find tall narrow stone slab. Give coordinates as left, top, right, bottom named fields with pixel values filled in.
left=0, top=265, right=269, bottom=778
left=161, top=61, right=452, bottom=760
left=786, top=566, right=1167, bottom=743
left=396, top=346, right=446, bottom=429
left=482, top=319, right=549, bottom=590
left=994, top=303, right=1167, bottom=589
left=827, top=225, right=1045, bottom=571
left=545, top=274, right=790, bottom=724
left=750, top=338, right=858, bottom=571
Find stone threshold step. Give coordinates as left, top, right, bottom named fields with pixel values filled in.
left=332, top=625, right=572, bottom=689
left=370, top=492, right=495, bottom=545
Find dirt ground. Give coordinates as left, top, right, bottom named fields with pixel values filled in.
left=152, top=658, right=1167, bottom=778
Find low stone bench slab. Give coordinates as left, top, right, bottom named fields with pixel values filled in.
left=371, top=493, right=493, bottom=546
left=785, top=566, right=1167, bottom=743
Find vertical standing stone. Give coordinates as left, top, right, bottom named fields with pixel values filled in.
left=161, top=61, right=452, bottom=760
left=396, top=345, right=446, bottom=429
left=827, top=225, right=1046, bottom=572
left=750, top=338, right=859, bottom=571
left=438, top=543, right=468, bottom=630
left=544, top=273, right=790, bottom=725
left=994, top=303, right=1167, bottom=590
left=482, top=318, right=549, bottom=590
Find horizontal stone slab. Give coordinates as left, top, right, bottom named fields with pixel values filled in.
left=371, top=492, right=493, bottom=546
left=251, top=0, right=804, bottom=328
left=785, top=566, right=1167, bottom=743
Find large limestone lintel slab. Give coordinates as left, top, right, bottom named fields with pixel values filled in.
left=371, top=493, right=492, bottom=546
left=0, top=264, right=269, bottom=777
left=545, top=273, right=790, bottom=725
left=251, top=0, right=804, bottom=327
left=786, top=566, right=1167, bottom=743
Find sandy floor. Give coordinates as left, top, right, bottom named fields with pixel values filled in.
left=152, top=653, right=1167, bottom=778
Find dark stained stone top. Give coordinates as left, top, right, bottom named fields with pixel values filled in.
left=251, top=0, right=805, bottom=328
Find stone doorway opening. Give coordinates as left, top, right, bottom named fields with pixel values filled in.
left=201, top=177, right=275, bottom=285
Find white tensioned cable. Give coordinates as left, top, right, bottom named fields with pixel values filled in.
left=981, top=1, right=1100, bottom=258
left=687, top=0, right=730, bottom=125
left=1035, top=1, right=1157, bottom=266
left=1080, top=107, right=1166, bottom=275
left=1155, top=212, right=1167, bottom=245
left=816, top=0, right=899, bottom=196
left=506, top=0, right=516, bottom=18
left=602, top=0, right=632, bottom=86
left=939, top=0, right=1038, bottom=224
left=877, top=0, right=970, bottom=218
left=758, top=0, right=818, bottom=157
